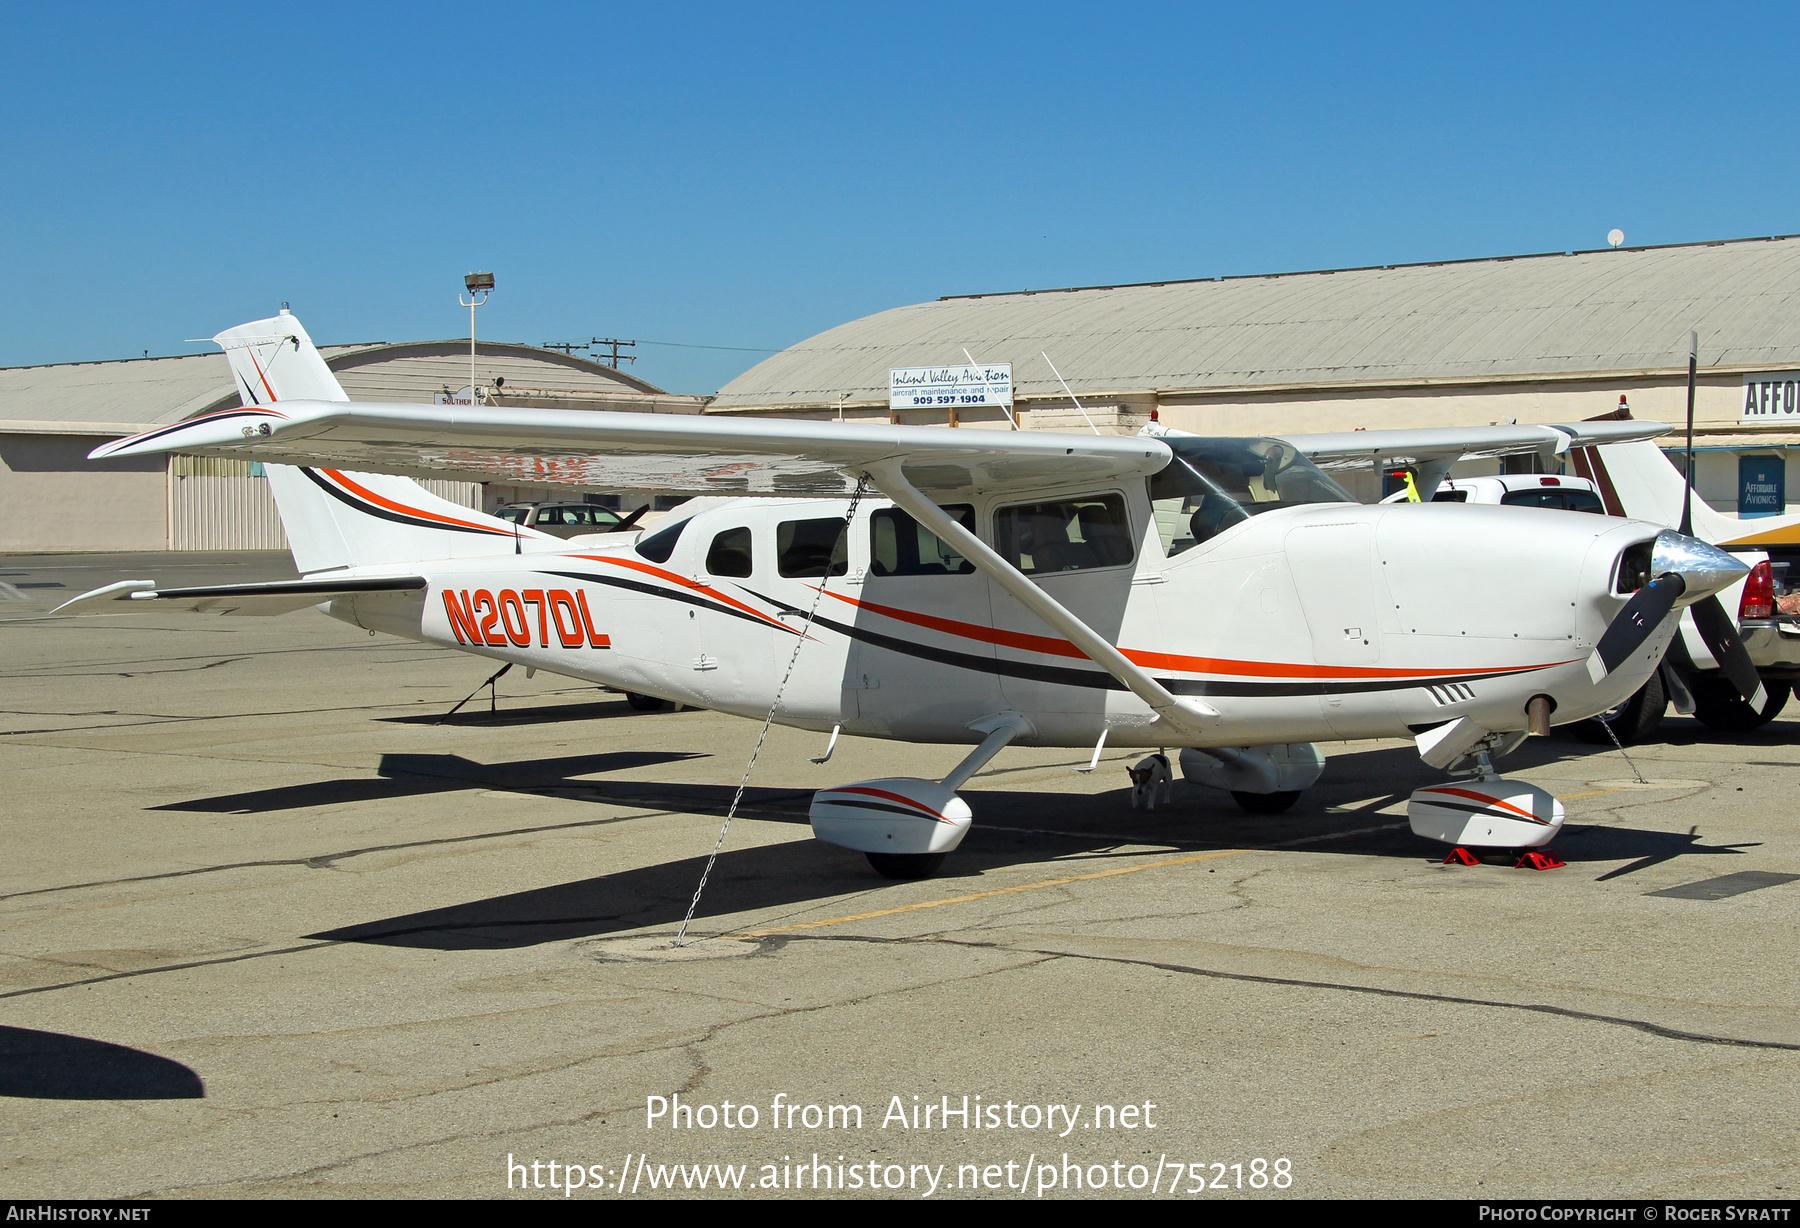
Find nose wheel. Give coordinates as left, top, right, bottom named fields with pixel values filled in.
left=866, top=852, right=946, bottom=879
left=1231, top=789, right=1302, bottom=814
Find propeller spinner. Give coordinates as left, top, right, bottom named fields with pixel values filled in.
left=1587, top=530, right=1749, bottom=686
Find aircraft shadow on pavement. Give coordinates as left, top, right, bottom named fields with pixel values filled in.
left=149, top=750, right=710, bottom=814
left=310, top=740, right=1737, bottom=952
left=0, top=1026, right=203, bottom=1100
left=379, top=698, right=652, bottom=728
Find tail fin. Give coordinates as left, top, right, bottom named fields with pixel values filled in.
left=214, top=310, right=351, bottom=406
left=214, top=311, right=553, bottom=572
left=1581, top=439, right=1800, bottom=548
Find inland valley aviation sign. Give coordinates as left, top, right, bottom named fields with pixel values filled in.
left=890, top=364, right=1013, bottom=412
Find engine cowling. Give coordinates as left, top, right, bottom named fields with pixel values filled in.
left=809, top=778, right=973, bottom=855
left=1407, top=780, right=1564, bottom=849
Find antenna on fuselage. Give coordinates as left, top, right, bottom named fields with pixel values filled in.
left=1681, top=329, right=1698, bottom=536
left=961, top=348, right=1017, bottom=429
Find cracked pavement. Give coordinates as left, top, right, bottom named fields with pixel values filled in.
left=2, top=550, right=1798, bottom=1198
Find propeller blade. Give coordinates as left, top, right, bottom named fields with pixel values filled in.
left=615, top=504, right=651, bottom=532
left=1587, top=572, right=1686, bottom=684
left=1688, top=594, right=1769, bottom=710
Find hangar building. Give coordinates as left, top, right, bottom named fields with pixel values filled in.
left=0, top=337, right=703, bottom=553
left=711, top=234, right=1800, bottom=511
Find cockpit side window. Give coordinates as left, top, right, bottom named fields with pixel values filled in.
left=993, top=494, right=1133, bottom=574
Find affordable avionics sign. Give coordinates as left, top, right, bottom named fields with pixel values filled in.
left=1740, top=371, right=1800, bottom=424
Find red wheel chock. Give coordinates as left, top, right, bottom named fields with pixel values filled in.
left=1515, top=849, right=1566, bottom=870
left=1442, top=848, right=1481, bottom=866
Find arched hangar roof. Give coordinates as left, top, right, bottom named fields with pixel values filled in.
left=0, top=339, right=666, bottom=434
left=711, top=234, right=1800, bottom=411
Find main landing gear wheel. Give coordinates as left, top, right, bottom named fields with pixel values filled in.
left=624, top=692, right=665, bottom=712
left=1569, top=669, right=1666, bottom=746
left=1690, top=676, right=1790, bottom=733
left=866, top=852, right=946, bottom=879
left=1231, top=790, right=1301, bottom=814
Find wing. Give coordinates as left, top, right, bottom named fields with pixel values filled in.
left=1139, top=419, right=1671, bottom=499
left=54, top=576, right=427, bottom=617
left=92, top=401, right=1174, bottom=497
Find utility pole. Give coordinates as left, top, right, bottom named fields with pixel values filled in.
left=592, top=338, right=636, bottom=368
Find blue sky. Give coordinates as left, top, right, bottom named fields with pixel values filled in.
left=3, top=2, right=1798, bottom=393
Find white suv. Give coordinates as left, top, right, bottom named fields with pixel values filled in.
left=1380, top=473, right=1607, bottom=512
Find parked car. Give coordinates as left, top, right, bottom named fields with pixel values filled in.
left=494, top=501, right=646, bottom=540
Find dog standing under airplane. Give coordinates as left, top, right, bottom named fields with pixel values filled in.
left=1126, top=754, right=1173, bottom=811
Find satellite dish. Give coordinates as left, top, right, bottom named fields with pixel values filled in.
left=1607, top=229, right=1624, bottom=248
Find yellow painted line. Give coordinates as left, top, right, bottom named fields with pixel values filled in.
left=734, top=848, right=1250, bottom=939
left=1556, top=787, right=1625, bottom=802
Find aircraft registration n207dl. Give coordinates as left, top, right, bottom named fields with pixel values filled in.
left=60, top=312, right=1748, bottom=877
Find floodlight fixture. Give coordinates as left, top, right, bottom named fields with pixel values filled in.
left=459, top=272, right=496, bottom=405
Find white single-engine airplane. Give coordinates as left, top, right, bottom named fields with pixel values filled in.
left=59, top=312, right=1753, bottom=877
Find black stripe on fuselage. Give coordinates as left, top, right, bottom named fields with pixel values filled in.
left=300, top=468, right=513, bottom=537
left=742, top=589, right=1538, bottom=698
left=539, top=570, right=803, bottom=637
left=548, top=572, right=1549, bottom=700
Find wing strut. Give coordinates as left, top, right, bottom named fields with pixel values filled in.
left=861, top=461, right=1221, bottom=742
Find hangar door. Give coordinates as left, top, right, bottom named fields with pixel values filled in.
left=169, top=459, right=481, bottom=550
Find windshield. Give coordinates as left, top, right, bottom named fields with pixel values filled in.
left=1148, top=436, right=1354, bottom=558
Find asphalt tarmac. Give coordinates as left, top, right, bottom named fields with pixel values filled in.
left=2, top=551, right=1798, bottom=1200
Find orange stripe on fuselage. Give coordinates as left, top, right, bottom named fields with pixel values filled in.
left=823, top=590, right=1568, bottom=681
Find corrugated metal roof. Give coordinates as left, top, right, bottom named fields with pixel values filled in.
left=712, top=235, right=1800, bottom=410
left=0, top=341, right=664, bottom=431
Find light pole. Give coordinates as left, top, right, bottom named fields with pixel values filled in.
left=460, top=272, right=494, bottom=404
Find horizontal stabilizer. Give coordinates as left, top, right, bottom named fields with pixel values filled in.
left=54, top=576, right=426, bottom=617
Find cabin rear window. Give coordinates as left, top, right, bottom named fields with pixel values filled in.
left=778, top=518, right=848, bottom=578
left=705, top=527, right=753, bottom=577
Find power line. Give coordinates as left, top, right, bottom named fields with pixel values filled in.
left=634, top=338, right=782, bottom=353
left=542, top=337, right=783, bottom=360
